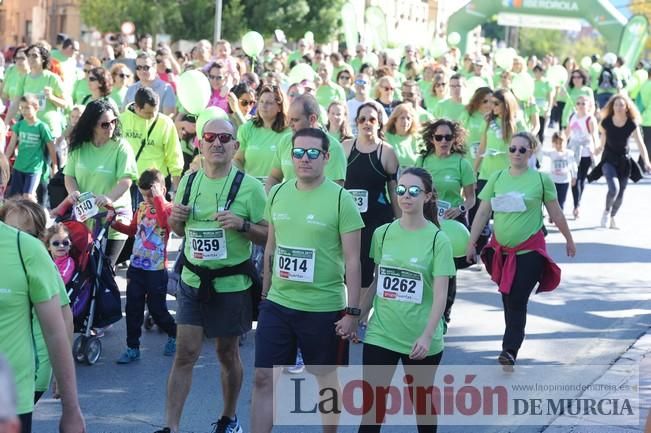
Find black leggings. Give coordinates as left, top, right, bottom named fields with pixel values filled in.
left=571, top=156, right=592, bottom=209
left=639, top=126, right=651, bottom=168
left=19, top=412, right=32, bottom=433
left=104, top=239, right=126, bottom=269
left=358, top=344, right=443, bottom=433
left=537, top=115, right=546, bottom=144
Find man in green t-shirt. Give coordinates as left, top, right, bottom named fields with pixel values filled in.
left=432, top=73, right=466, bottom=120
left=252, top=127, right=364, bottom=433
left=266, top=94, right=347, bottom=192
left=0, top=154, right=85, bottom=433
left=158, top=118, right=267, bottom=433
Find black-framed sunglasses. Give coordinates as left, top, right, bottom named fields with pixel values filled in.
left=136, top=65, right=152, bottom=71
left=240, top=99, right=255, bottom=107
left=209, top=74, right=224, bottom=81
left=509, top=145, right=529, bottom=154
left=117, top=73, right=131, bottom=79
left=99, top=118, right=117, bottom=129
left=396, top=184, right=423, bottom=197
left=292, top=147, right=323, bottom=160
left=202, top=132, right=234, bottom=144
left=51, top=239, right=71, bottom=247
left=434, top=134, right=453, bottom=142
left=88, top=76, right=98, bottom=82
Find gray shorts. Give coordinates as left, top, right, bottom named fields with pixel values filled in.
left=176, top=280, right=252, bottom=338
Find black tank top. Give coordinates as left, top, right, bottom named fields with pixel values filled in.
left=345, top=140, right=393, bottom=224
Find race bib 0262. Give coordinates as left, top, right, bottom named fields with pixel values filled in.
left=275, top=245, right=316, bottom=283
left=188, top=228, right=227, bottom=261
left=377, top=266, right=424, bottom=304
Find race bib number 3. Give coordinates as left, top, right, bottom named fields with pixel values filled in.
left=189, top=228, right=227, bottom=260
left=349, top=189, right=369, bottom=213
left=74, top=192, right=99, bottom=222
left=437, top=200, right=451, bottom=219
left=377, top=266, right=424, bottom=304
left=275, top=245, right=316, bottom=283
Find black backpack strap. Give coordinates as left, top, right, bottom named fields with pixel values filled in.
left=269, top=181, right=289, bottom=211
left=379, top=220, right=396, bottom=251
left=224, top=170, right=245, bottom=211
left=17, top=231, right=27, bottom=280
left=181, top=171, right=199, bottom=206
left=135, top=115, right=159, bottom=162
left=432, top=230, right=440, bottom=254
left=337, top=187, right=343, bottom=233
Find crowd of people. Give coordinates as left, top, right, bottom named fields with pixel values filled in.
left=0, top=29, right=651, bottom=433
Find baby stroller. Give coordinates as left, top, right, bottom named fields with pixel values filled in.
left=55, top=205, right=122, bottom=365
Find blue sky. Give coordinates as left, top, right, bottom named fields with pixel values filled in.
left=611, top=0, right=632, bottom=17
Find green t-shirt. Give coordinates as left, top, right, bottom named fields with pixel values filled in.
left=110, top=87, right=128, bottom=109
left=459, top=110, right=486, bottom=165
left=561, top=86, right=593, bottom=126
left=332, top=64, right=352, bottom=82
left=350, top=58, right=363, bottom=74
left=386, top=132, right=421, bottom=168
left=16, top=71, right=65, bottom=135
left=176, top=167, right=266, bottom=292
left=265, top=179, right=365, bottom=312
left=365, top=221, right=455, bottom=356
left=534, top=78, right=552, bottom=113
left=418, top=79, right=432, bottom=99
left=520, top=102, right=540, bottom=131
left=119, top=108, right=184, bottom=177
left=72, top=78, right=91, bottom=105
left=316, top=83, right=346, bottom=109
left=479, top=168, right=557, bottom=248
left=11, top=119, right=53, bottom=174
left=479, top=119, right=527, bottom=181
left=416, top=106, right=434, bottom=125
left=2, top=65, right=26, bottom=101
left=271, top=131, right=347, bottom=182
left=640, top=81, right=651, bottom=127
left=416, top=153, right=475, bottom=208
left=237, top=120, right=291, bottom=182
left=0, top=224, right=62, bottom=414
left=63, top=138, right=138, bottom=240
left=424, top=94, right=442, bottom=113
left=432, top=98, right=465, bottom=121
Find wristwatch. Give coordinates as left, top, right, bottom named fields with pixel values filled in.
left=238, top=220, right=250, bottom=233
left=458, top=204, right=467, bottom=213
left=345, top=307, right=361, bottom=317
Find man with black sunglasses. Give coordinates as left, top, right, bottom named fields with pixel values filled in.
left=156, top=118, right=267, bottom=433
left=252, top=127, right=364, bottom=433
left=123, top=53, right=176, bottom=116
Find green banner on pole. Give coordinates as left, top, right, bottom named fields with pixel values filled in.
left=365, top=6, right=388, bottom=51
left=618, top=15, right=649, bottom=69
left=341, top=2, right=358, bottom=51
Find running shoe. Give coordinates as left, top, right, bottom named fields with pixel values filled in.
left=573, top=207, right=579, bottom=219
left=164, top=337, right=176, bottom=356
left=153, top=429, right=171, bottom=433
left=609, top=217, right=619, bottom=230
left=498, top=350, right=515, bottom=372
left=600, top=210, right=610, bottom=228
left=211, top=415, right=243, bottom=433
left=286, top=350, right=305, bottom=374
left=116, top=347, right=140, bottom=364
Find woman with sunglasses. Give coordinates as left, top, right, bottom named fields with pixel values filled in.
left=374, top=76, right=400, bottom=118
left=1, top=47, right=29, bottom=114
left=358, top=167, right=454, bottom=433
left=207, top=61, right=231, bottom=112
left=559, top=69, right=593, bottom=131
left=384, top=103, right=422, bottom=168
left=72, top=56, right=102, bottom=105
left=416, top=119, right=475, bottom=326
left=109, top=63, right=134, bottom=108
left=63, top=99, right=138, bottom=267
left=466, top=132, right=575, bottom=369
left=226, top=82, right=257, bottom=132
left=336, top=68, right=356, bottom=101
left=343, top=102, right=400, bottom=327
left=233, top=85, right=290, bottom=184
left=84, top=67, right=120, bottom=113
left=424, top=73, right=447, bottom=114
left=459, top=87, right=492, bottom=167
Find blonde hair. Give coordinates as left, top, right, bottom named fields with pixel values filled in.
left=0, top=198, right=47, bottom=238
left=512, top=131, right=540, bottom=152
left=385, top=103, right=419, bottom=135
left=373, top=76, right=396, bottom=99
left=44, top=222, right=71, bottom=246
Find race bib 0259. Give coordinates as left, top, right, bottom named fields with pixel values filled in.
left=188, top=228, right=227, bottom=261
left=275, top=245, right=316, bottom=283
left=377, top=266, right=424, bottom=304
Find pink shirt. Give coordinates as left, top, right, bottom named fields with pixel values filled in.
left=54, top=255, right=76, bottom=285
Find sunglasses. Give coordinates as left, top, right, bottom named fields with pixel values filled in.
left=576, top=102, right=586, bottom=105
left=339, top=75, right=351, bottom=80
left=434, top=134, right=453, bottom=142
left=396, top=184, right=423, bottom=197
left=357, top=116, right=378, bottom=124
left=292, top=147, right=323, bottom=160
left=354, top=79, right=367, bottom=86
left=88, top=76, right=98, bottom=82
left=382, top=86, right=394, bottom=91
left=202, top=132, right=234, bottom=144
left=240, top=99, right=255, bottom=107
left=83, top=68, right=91, bottom=74
left=434, top=82, right=447, bottom=87
left=402, top=91, right=414, bottom=98
left=51, top=239, right=71, bottom=247
left=15, top=56, right=26, bottom=61
left=117, top=73, right=131, bottom=79
left=509, top=145, right=529, bottom=154
left=28, top=53, right=39, bottom=59
left=209, top=74, right=224, bottom=81
left=99, top=118, right=117, bottom=129
left=156, top=59, right=163, bottom=64
left=136, top=65, right=152, bottom=71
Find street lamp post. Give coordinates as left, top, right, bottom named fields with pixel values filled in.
left=213, top=0, right=222, bottom=43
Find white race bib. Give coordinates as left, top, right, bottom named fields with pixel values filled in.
left=491, top=192, right=527, bottom=213
left=188, top=228, right=227, bottom=260
left=349, top=189, right=368, bottom=213
left=377, top=266, right=424, bottom=304
left=437, top=200, right=451, bottom=219
left=470, top=142, right=480, bottom=160
left=74, top=192, right=99, bottom=222
left=275, top=245, right=315, bottom=283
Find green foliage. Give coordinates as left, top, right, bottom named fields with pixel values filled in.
left=518, top=28, right=606, bottom=60
left=222, top=0, right=247, bottom=41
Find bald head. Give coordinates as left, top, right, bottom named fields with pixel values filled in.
left=203, top=118, right=235, bottom=136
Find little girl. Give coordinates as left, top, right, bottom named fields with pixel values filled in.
left=545, top=132, right=577, bottom=213
left=44, top=223, right=76, bottom=285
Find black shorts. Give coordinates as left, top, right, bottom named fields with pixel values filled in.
left=254, top=300, right=349, bottom=369
left=176, top=280, right=252, bottom=338
left=8, top=169, right=39, bottom=196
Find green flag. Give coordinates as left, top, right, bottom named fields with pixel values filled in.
left=618, top=15, right=649, bottom=69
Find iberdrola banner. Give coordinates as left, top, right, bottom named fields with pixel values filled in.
left=618, top=15, right=649, bottom=69
left=341, top=2, right=359, bottom=52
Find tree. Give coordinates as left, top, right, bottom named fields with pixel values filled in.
left=222, top=0, right=247, bottom=41
left=517, top=28, right=606, bottom=60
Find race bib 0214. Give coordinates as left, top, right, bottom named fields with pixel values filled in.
left=275, top=245, right=316, bottom=283
left=377, top=266, right=424, bottom=304
left=188, top=228, right=227, bottom=261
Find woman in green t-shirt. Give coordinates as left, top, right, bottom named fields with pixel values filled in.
left=466, top=132, right=575, bottom=369
left=109, top=63, right=134, bottom=109
left=358, top=167, right=454, bottom=433
left=560, top=69, right=594, bottom=130
left=424, top=72, right=447, bottom=114
left=1, top=47, right=29, bottom=108
left=384, top=103, right=421, bottom=168
left=326, top=101, right=353, bottom=142
left=459, top=86, right=492, bottom=166
left=63, top=99, right=138, bottom=267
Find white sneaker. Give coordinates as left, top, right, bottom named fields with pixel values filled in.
left=286, top=351, right=305, bottom=374
left=609, top=217, right=619, bottom=230
left=600, top=211, right=610, bottom=228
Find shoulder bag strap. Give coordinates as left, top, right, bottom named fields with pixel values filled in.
left=135, top=115, right=159, bottom=162
left=224, top=170, right=245, bottom=211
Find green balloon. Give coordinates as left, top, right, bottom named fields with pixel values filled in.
left=546, top=65, right=568, bottom=87
left=495, top=48, right=514, bottom=71
left=242, top=31, right=264, bottom=57
left=288, top=63, right=315, bottom=84
left=440, top=219, right=470, bottom=258
left=511, top=73, right=534, bottom=101
left=197, top=107, right=229, bottom=137
left=177, top=70, right=211, bottom=115
left=431, top=38, right=448, bottom=58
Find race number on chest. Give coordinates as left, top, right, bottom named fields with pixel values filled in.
left=349, top=189, right=369, bottom=213
left=377, top=266, right=424, bottom=304
left=188, top=228, right=227, bottom=260
left=275, top=245, right=316, bottom=283
left=74, top=192, right=99, bottom=222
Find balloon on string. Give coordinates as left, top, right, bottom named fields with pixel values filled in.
left=447, top=32, right=461, bottom=47
left=304, top=31, right=314, bottom=43
left=241, top=31, right=264, bottom=57
left=439, top=219, right=470, bottom=258
left=177, top=70, right=211, bottom=115
left=287, top=63, right=316, bottom=84
left=466, top=76, right=487, bottom=97
left=431, top=38, right=448, bottom=58
left=511, top=73, right=535, bottom=101
left=546, top=65, right=568, bottom=86
left=363, top=52, right=380, bottom=69
left=626, top=75, right=640, bottom=94
left=590, top=62, right=603, bottom=75
left=580, top=56, right=592, bottom=70
left=196, top=106, right=229, bottom=137
left=603, top=52, right=617, bottom=66
left=494, top=48, right=514, bottom=71
left=634, top=69, right=648, bottom=84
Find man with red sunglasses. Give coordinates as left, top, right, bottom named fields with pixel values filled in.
left=157, top=118, right=267, bottom=433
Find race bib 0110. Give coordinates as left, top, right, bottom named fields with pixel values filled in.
left=377, top=266, right=424, bottom=304
left=275, top=245, right=316, bottom=283
left=348, top=189, right=369, bottom=213
left=188, top=228, right=227, bottom=261
left=74, top=192, right=99, bottom=222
